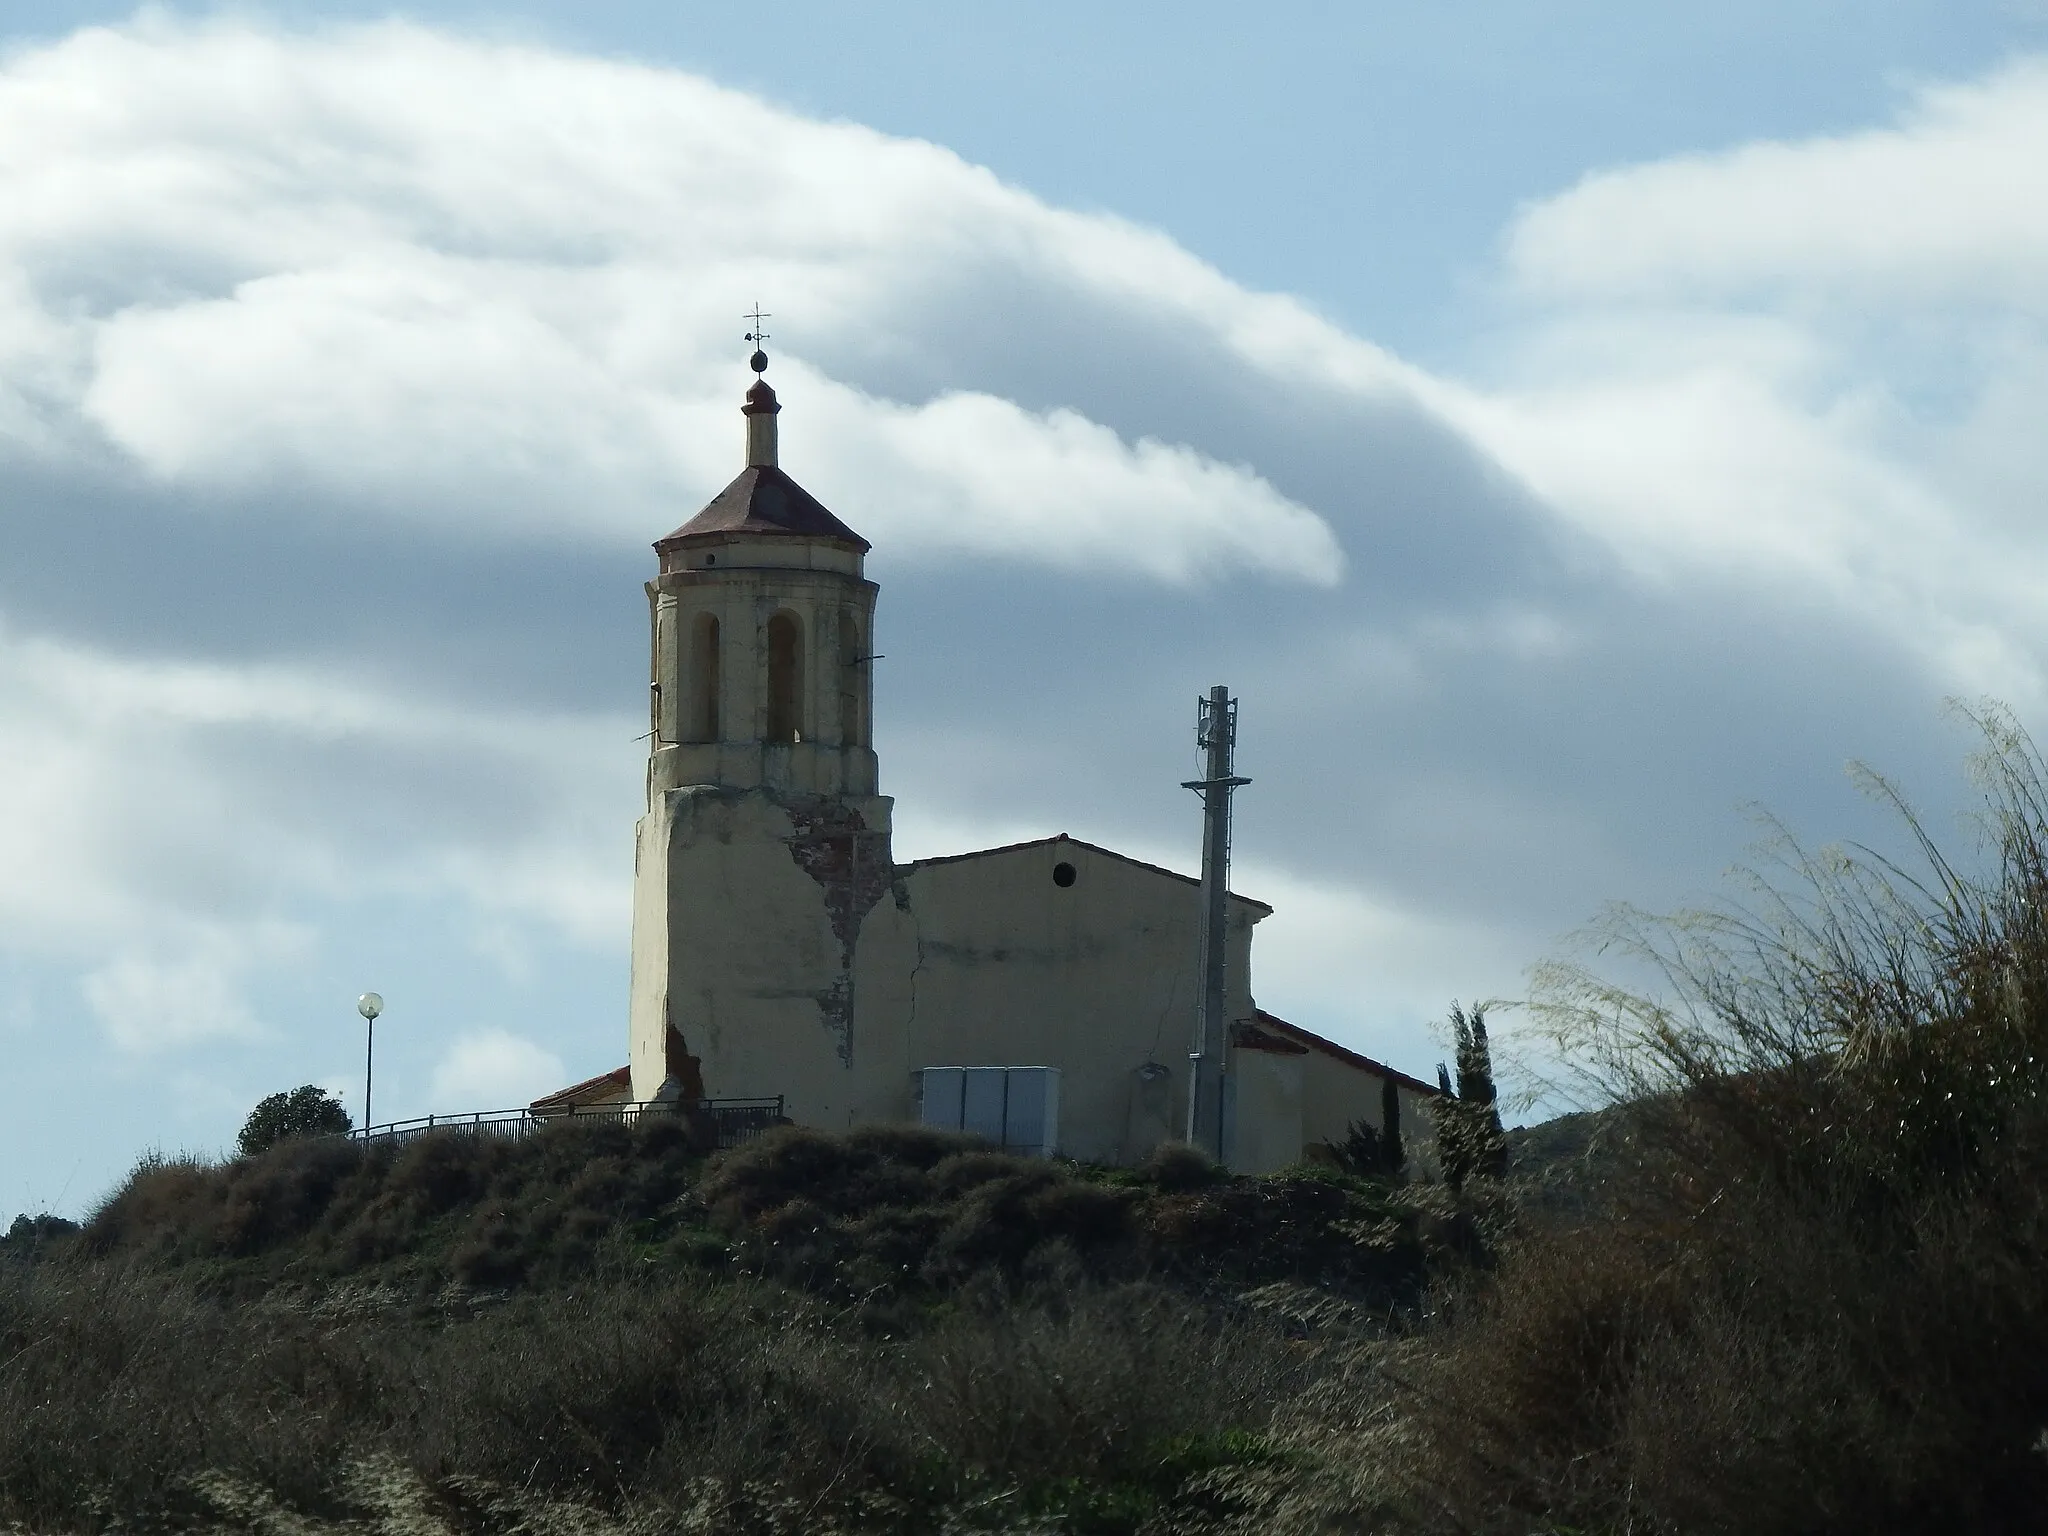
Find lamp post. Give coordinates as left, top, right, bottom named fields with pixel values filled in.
left=357, top=992, right=384, bottom=1133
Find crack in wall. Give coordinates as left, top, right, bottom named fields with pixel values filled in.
left=779, top=794, right=896, bottom=1066
left=905, top=908, right=929, bottom=1040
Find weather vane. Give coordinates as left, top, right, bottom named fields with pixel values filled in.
left=744, top=304, right=771, bottom=373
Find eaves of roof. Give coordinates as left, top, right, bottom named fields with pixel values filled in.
left=1257, top=1010, right=1440, bottom=1096
left=904, top=832, right=1273, bottom=915
left=529, top=1065, right=631, bottom=1112
left=655, top=464, right=870, bottom=552
left=1232, top=1019, right=1310, bottom=1055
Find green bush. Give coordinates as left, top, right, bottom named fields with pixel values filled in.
left=236, top=1086, right=351, bottom=1158
left=694, top=1125, right=1442, bottom=1305
left=85, top=1115, right=708, bottom=1291
left=1137, top=1141, right=1226, bottom=1191
left=0, top=1214, right=78, bottom=1260
left=57, top=1104, right=1479, bottom=1527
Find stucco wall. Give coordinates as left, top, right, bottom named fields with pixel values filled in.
left=629, top=798, right=1417, bottom=1172
left=629, top=785, right=907, bottom=1128
left=889, top=837, right=1267, bottom=1166
left=1296, top=1046, right=1439, bottom=1175
left=1230, top=1048, right=1305, bottom=1175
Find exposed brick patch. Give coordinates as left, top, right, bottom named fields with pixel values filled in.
left=778, top=796, right=898, bottom=1064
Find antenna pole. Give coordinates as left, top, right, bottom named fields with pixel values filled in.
left=1183, top=685, right=1250, bottom=1162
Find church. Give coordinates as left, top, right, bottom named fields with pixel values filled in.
left=532, top=355, right=1438, bottom=1174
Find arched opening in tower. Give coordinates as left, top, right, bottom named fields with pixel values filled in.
left=687, top=612, right=720, bottom=743
left=767, top=611, right=805, bottom=743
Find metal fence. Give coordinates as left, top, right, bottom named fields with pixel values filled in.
left=345, top=1097, right=786, bottom=1152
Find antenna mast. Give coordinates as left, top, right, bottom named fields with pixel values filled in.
left=1183, top=685, right=1250, bottom=1161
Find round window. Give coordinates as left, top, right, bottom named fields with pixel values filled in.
left=1052, top=861, right=1077, bottom=888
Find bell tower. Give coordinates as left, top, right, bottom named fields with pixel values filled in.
left=627, top=339, right=901, bottom=1122
left=643, top=367, right=879, bottom=801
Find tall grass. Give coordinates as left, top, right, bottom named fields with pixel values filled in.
left=8, top=1115, right=1459, bottom=1530
left=1212, top=704, right=2048, bottom=1535
left=0, top=1256, right=1304, bottom=1531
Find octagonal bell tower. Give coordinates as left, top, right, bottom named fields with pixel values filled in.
left=628, top=353, right=902, bottom=1124
left=643, top=375, right=879, bottom=799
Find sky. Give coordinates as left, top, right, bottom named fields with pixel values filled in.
left=6, top=2, right=2048, bottom=1215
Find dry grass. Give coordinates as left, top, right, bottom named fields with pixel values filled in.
left=0, top=1257, right=1306, bottom=1533
left=8, top=1115, right=1453, bottom=1531
left=1199, top=706, right=2048, bottom=1535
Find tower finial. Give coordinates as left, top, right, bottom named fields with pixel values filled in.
left=741, top=304, right=780, bottom=468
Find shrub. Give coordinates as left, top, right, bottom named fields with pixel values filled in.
left=1138, top=1141, right=1225, bottom=1192
left=1333, top=1075, right=1409, bottom=1178
left=0, top=1214, right=78, bottom=1260
left=1331, top=1117, right=1400, bottom=1179
left=84, top=1116, right=710, bottom=1290
left=693, top=1126, right=1451, bottom=1307
left=0, top=1260, right=1300, bottom=1533
left=236, top=1086, right=351, bottom=1158
left=44, top=1107, right=1502, bottom=1526
left=1222, top=705, right=2048, bottom=1534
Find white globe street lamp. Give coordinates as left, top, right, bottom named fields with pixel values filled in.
left=357, top=992, right=384, bottom=1133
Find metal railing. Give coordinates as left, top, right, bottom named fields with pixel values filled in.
left=344, top=1097, right=786, bottom=1151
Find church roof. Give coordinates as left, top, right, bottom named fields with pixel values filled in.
left=1256, top=1011, right=1441, bottom=1096
left=655, top=464, right=871, bottom=554
left=529, top=1065, right=632, bottom=1113
left=906, top=832, right=1274, bottom=915
left=1232, top=1019, right=1310, bottom=1055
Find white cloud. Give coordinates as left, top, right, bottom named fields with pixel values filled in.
left=0, top=619, right=633, bottom=941
left=806, top=383, right=1342, bottom=585
left=82, top=934, right=271, bottom=1053
left=428, top=1028, right=568, bottom=1114
left=1405, top=59, right=2048, bottom=712
left=1504, top=59, right=2048, bottom=308
left=1236, top=861, right=1528, bottom=1062
left=3, top=15, right=1349, bottom=584
left=0, top=616, right=639, bottom=1065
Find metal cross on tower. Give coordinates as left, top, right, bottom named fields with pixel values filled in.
left=744, top=304, right=771, bottom=371
left=1183, top=685, right=1251, bottom=1161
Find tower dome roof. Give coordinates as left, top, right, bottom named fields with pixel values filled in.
left=658, top=351, right=869, bottom=556
left=654, top=464, right=871, bottom=554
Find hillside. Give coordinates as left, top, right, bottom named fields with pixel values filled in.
left=0, top=1119, right=1489, bottom=1535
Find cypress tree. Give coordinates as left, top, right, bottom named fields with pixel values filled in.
left=1432, top=1002, right=1508, bottom=1187
left=1380, top=1073, right=1404, bottom=1174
